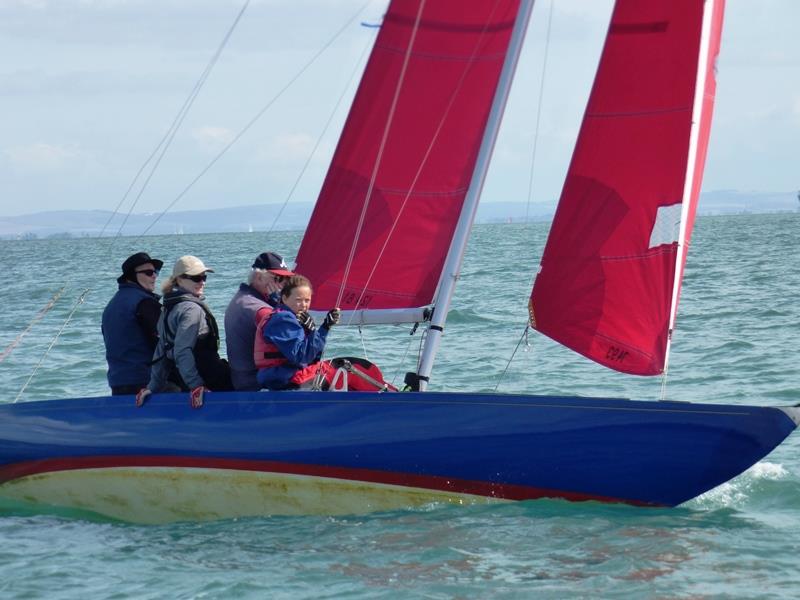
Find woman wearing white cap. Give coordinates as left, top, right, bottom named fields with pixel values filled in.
left=136, top=255, right=232, bottom=409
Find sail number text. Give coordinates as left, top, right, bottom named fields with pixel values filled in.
left=606, top=346, right=629, bottom=362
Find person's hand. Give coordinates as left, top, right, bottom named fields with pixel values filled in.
left=190, top=386, right=209, bottom=409
left=264, top=273, right=283, bottom=295
left=323, top=308, right=341, bottom=328
left=135, top=388, right=151, bottom=408
left=296, top=311, right=316, bottom=333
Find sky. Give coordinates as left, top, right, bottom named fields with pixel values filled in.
left=1, top=0, right=798, bottom=218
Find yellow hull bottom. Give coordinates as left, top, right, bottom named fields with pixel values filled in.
left=0, top=467, right=505, bottom=524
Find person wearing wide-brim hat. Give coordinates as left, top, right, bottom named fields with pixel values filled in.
left=137, top=255, right=232, bottom=409
left=224, top=251, right=295, bottom=391
left=102, top=252, right=164, bottom=395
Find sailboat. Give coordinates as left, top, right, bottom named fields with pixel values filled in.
left=0, top=0, right=796, bottom=524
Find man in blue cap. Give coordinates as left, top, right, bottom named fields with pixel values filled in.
left=102, top=252, right=164, bottom=395
left=224, top=251, right=295, bottom=391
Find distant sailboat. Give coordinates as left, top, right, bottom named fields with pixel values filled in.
left=0, top=0, right=796, bottom=523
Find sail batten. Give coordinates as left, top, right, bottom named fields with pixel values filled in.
left=530, top=0, right=725, bottom=376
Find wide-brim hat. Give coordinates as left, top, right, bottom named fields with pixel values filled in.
left=117, top=252, right=164, bottom=283
left=252, top=251, right=294, bottom=277
left=172, top=255, right=214, bottom=278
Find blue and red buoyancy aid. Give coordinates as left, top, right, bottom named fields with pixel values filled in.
left=254, top=307, right=395, bottom=391
left=253, top=307, right=330, bottom=387
left=253, top=306, right=282, bottom=369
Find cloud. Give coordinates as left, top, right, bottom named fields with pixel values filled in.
left=259, top=132, right=316, bottom=161
left=3, top=142, right=81, bottom=171
left=191, top=126, right=235, bottom=150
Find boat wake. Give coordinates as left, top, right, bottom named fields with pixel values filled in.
left=690, top=461, right=794, bottom=509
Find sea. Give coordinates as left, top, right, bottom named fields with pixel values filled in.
left=0, top=212, right=798, bottom=599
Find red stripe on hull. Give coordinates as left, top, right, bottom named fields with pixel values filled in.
left=0, top=455, right=657, bottom=507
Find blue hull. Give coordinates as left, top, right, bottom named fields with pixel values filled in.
left=0, top=392, right=795, bottom=522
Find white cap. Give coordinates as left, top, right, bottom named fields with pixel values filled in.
left=172, top=255, right=214, bottom=277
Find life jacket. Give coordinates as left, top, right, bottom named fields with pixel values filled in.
left=253, top=307, right=287, bottom=369
left=255, top=308, right=327, bottom=388
left=157, top=291, right=232, bottom=391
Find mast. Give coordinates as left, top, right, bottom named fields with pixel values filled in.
left=415, top=0, right=536, bottom=391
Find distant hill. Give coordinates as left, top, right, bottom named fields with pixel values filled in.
left=0, top=190, right=796, bottom=239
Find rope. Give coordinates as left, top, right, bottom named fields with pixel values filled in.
left=493, top=325, right=531, bottom=393
left=335, top=0, right=427, bottom=309
left=14, top=289, right=90, bottom=403
left=102, top=0, right=251, bottom=245
left=136, top=0, right=373, bottom=241
left=0, top=286, right=66, bottom=364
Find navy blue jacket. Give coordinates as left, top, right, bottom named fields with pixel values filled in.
left=102, top=282, right=161, bottom=388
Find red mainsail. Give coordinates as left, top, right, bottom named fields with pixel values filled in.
left=529, top=0, right=725, bottom=375
left=295, top=0, right=522, bottom=313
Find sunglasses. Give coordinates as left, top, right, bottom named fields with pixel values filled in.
left=181, top=274, right=208, bottom=283
left=135, top=269, right=159, bottom=277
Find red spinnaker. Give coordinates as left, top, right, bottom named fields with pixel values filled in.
left=295, top=0, right=522, bottom=311
left=530, top=0, right=725, bottom=375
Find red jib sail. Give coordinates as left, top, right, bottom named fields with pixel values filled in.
left=529, top=0, right=725, bottom=376
left=295, top=0, right=522, bottom=313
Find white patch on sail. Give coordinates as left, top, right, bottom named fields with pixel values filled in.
left=648, top=203, right=682, bottom=248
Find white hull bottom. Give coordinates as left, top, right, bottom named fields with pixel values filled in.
left=0, top=467, right=503, bottom=524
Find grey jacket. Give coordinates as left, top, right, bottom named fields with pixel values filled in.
left=224, top=283, right=273, bottom=391
left=148, top=289, right=212, bottom=391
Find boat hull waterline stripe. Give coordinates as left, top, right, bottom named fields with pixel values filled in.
left=0, top=456, right=649, bottom=523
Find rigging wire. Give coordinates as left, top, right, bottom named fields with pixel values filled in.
left=102, top=0, right=252, bottom=244
left=11, top=3, right=252, bottom=398
left=494, top=0, right=554, bottom=392
left=263, top=24, right=376, bottom=237
left=523, top=0, right=553, bottom=229
left=357, top=325, right=370, bottom=362
left=10, top=3, right=375, bottom=401
left=14, top=288, right=90, bottom=403
left=389, top=324, right=419, bottom=387
left=492, top=325, right=532, bottom=393
left=135, top=0, right=374, bottom=242
left=0, top=286, right=66, bottom=364
left=660, top=364, right=669, bottom=400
